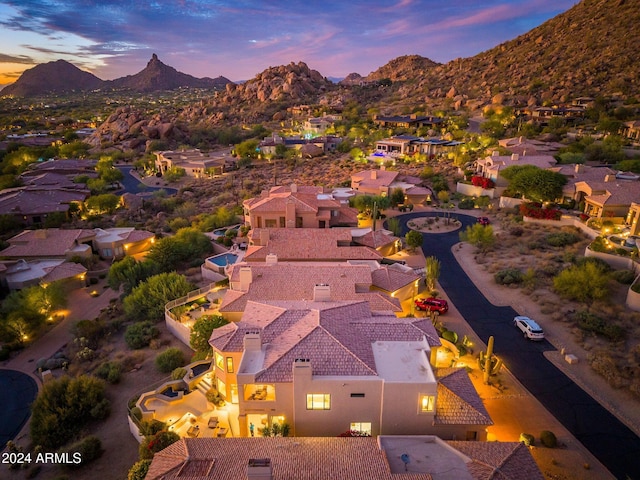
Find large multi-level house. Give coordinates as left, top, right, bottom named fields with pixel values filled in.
left=209, top=298, right=492, bottom=440
left=373, top=114, right=443, bottom=129
left=242, top=184, right=358, bottom=229
left=373, top=135, right=461, bottom=159
left=351, top=168, right=432, bottom=204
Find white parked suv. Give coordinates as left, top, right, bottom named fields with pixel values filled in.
left=513, top=316, right=545, bottom=341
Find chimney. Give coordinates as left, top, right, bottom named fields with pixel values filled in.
left=290, top=183, right=297, bottom=193
left=492, top=150, right=499, bottom=157
left=265, top=253, right=278, bottom=265
left=313, top=284, right=331, bottom=302
left=247, top=458, right=272, bottom=480
left=575, top=164, right=584, bottom=174
left=519, top=136, right=523, bottom=143
left=380, top=165, right=386, bottom=171
left=511, top=153, right=519, bottom=161
left=604, top=174, right=615, bottom=182
left=260, top=229, right=270, bottom=245
left=292, top=358, right=312, bottom=379
left=371, top=170, right=377, bottom=180
left=244, top=330, right=262, bottom=352
left=239, top=266, right=253, bottom=291
left=35, top=230, right=47, bottom=239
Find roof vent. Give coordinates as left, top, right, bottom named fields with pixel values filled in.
left=313, top=284, right=331, bottom=302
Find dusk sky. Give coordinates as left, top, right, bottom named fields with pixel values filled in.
left=0, top=0, right=578, bottom=85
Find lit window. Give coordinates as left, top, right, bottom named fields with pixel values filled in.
left=306, top=394, right=331, bottom=410
left=350, top=422, right=371, bottom=435
left=420, top=394, right=435, bottom=412
left=226, top=357, right=234, bottom=373
left=215, top=352, right=224, bottom=370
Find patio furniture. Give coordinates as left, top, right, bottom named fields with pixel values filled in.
left=217, top=427, right=227, bottom=437
left=187, top=425, right=201, bottom=437
left=208, top=417, right=219, bottom=429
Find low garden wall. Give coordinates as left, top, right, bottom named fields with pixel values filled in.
left=456, top=183, right=496, bottom=199
left=626, top=281, right=640, bottom=312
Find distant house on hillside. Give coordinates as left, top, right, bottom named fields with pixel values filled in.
left=474, top=151, right=557, bottom=186
left=0, top=186, right=89, bottom=226
left=155, top=149, right=231, bottom=178
left=621, top=120, right=640, bottom=143
left=498, top=136, right=563, bottom=156
left=373, top=114, right=443, bottom=129
left=373, top=135, right=462, bottom=159
left=351, top=168, right=433, bottom=204
left=258, top=134, right=342, bottom=156
left=243, top=184, right=357, bottom=229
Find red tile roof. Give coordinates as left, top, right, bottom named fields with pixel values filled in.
left=434, top=369, right=493, bottom=426
left=146, top=437, right=433, bottom=480
left=1, top=228, right=95, bottom=258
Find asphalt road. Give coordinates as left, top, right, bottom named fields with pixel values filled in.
left=396, top=211, right=640, bottom=480
left=0, top=369, right=38, bottom=446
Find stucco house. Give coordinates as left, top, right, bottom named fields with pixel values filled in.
left=373, top=114, right=443, bottom=129
left=209, top=298, right=492, bottom=440
left=155, top=149, right=231, bottom=177
left=0, top=186, right=89, bottom=226
left=0, top=227, right=155, bottom=262
left=218, top=261, right=403, bottom=320
left=145, top=436, right=543, bottom=480
left=242, top=184, right=358, bottom=229
left=474, top=151, right=557, bottom=186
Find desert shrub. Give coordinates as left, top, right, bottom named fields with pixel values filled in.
left=130, top=407, right=142, bottom=421
left=128, top=460, right=152, bottom=480
left=71, top=319, right=106, bottom=349
left=519, top=432, right=535, bottom=446
left=206, top=388, right=226, bottom=407
left=457, top=197, right=475, bottom=209
left=546, top=232, right=580, bottom=247
left=441, top=330, right=458, bottom=344
left=125, top=321, right=160, bottom=349
left=540, top=430, right=558, bottom=448
left=588, top=351, right=627, bottom=388
left=139, top=430, right=180, bottom=460
left=171, top=367, right=187, bottom=380
left=61, top=435, right=102, bottom=469
left=574, top=256, right=612, bottom=272
left=139, top=419, right=167, bottom=437
left=575, top=311, right=625, bottom=342
left=553, top=262, right=610, bottom=302
left=610, top=269, right=637, bottom=285
left=30, top=376, right=110, bottom=449
left=457, top=344, right=467, bottom=356
left=494, top=268, right=524, bottom=285
left=588, top=236, right=608, bottom=253
left=509, top=226, right=524, bottom=237
left=155, top=347, right=185, bottom=373
left=94, top=361, right=122, bottom=384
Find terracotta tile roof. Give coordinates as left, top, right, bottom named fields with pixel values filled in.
left=352, top=169, right=399, bottom=189
left=247, top=192, right=319, bottom=213
left=42, top=262, right=86, bottom=282
left=146, top=437, right=433, bottom=480
left=447, top=441, right=544, bottom=480
left=371, top=266, right=419, bottom=292
left=221, top=262, right=403, bottom=313
left=1, top=228, right=95, bottom=258
left=219, top=300, right=440, bottom=382
left=0, top=187, right=88, bottom=216
left=584, top=181, right=640, bottom=205
left=352, top=229, right=399, bottom=249
left=434, top=369, right=493, bottom=426
left=244, top=228, right=381, bottom=262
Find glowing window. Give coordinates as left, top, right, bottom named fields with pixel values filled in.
left=420, top=394, right=435, bottom=412
left=215, top=352, right=224, bottom=370
left=306, top=394, right=331, bottom=410
left=350, top=422, right=372, bottom=435
left=226, top=357, right=234, bottom=373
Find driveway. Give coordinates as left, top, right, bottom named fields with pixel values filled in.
left=395, top=211, right=640, bottom=480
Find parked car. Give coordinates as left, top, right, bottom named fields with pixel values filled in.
left=414, top=297, right=448, bottom=314
left=477, top=216, right=490, bottom=226
left=513, top=316, right=545, bottom=340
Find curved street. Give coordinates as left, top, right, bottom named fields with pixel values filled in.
left=397, top=211, right=640, bottom=480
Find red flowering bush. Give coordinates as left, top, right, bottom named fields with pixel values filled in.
left=519, top=202, right=562, bottom=220
left=471, top=176, right=495, bottom=189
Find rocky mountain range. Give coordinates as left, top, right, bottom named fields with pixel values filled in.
left=2, top=54, right=231, bottom=96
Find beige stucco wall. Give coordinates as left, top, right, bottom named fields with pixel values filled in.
left=380, top=381, right=437, bottom=435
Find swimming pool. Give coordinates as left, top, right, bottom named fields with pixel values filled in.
left=207, top=252, right=238, bottom=267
